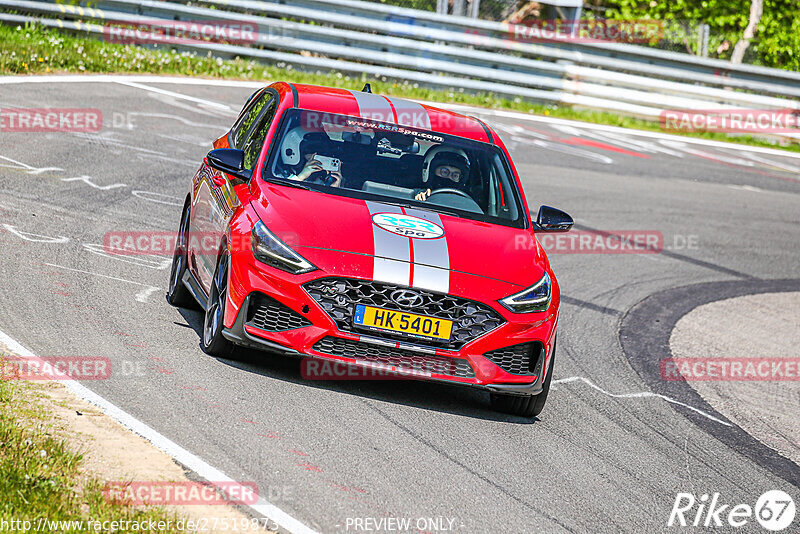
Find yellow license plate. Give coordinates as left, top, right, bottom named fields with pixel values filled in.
left=353, top=305, right=452, bottom=340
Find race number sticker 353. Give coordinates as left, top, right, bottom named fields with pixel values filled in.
left=371, top=213, right=444, bottom=239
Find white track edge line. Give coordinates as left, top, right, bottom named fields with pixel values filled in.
left=115, top=80, right=234, bottom=111
left=552, top=376, right=733, bottom=427
left=0, top=327, right=317, bottom=534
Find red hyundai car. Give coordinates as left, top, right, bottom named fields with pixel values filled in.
left=167, top=82, right=573, bottom=417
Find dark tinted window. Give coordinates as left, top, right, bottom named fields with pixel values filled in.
left=230, top=89, right=268, bottom=150
left=242, top=98, right=278, bottom=170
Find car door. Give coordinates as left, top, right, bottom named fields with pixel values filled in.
left=190, top=91, right=277, bottom=294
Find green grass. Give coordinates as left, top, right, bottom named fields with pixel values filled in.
left=0, top=358, right=185, bottom=533
left=1, top=22, right=798, bottom=153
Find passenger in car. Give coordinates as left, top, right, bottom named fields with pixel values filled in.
left=277, top=129, right=344, bottom=187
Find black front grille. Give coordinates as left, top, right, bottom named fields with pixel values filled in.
left=245, top=292, right=311, bottom=332
left=484, top=342, right=543, bottom=376
left=304, top=278, right=505, bottom=349
left=313, top=336, right=475, bottom=378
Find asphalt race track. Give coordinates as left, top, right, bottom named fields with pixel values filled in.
left=0, top=76, right=798, bottom=533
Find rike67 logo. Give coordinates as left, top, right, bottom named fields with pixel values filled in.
left=669, top=490, right=795, bottom=531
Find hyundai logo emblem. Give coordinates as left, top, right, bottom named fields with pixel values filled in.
left=390, top=289, right=423, bottom=308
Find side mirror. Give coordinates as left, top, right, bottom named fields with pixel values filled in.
left=535, top=205, right=573, bottom=232
left=206, top=148, right=250, bottom=181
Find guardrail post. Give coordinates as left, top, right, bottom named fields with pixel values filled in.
left=469, top=0, right=481, bottom=18
left=436, top=0, right=447, bottom=15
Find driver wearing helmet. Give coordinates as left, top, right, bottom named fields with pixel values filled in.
left=414, top=147, right=471, bottom=202
left=278, top=128, right=343, bottom=187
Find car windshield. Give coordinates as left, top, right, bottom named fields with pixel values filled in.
left=262, top=109, right=525, bottom=228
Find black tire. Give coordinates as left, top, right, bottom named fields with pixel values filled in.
left=166, top=201, right=197, bottom=308
left=490, top=340, right=556, bottom=418
left=202, top=252, right=236, bottom=358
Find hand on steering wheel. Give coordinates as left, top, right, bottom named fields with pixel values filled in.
left=327, top=171, right=342, bottom=187
left=414, top=188, right=432, bottom=201
left=416, top=187, right=473, bottom=202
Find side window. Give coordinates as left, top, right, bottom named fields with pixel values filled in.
left=230, top=89, right=267, bottom=149
left=242, top=98, right=278, bottom=171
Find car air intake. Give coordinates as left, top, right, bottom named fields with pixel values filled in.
left=483, top=342, right=543, bottom=376
left=245, top=292, right=312, bottom=332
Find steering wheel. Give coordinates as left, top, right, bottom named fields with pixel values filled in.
left=425, top=187, right=484, bottom=214
left=427, top=188, right=473, bottom=201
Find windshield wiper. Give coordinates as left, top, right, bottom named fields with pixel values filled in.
left=389, top=201, right=464, bottom=218
left=263, top=178, right=311, bottom=190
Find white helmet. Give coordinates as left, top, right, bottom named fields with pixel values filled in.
left=280, top=126, right=310, bottom=165
left=421, top=146, right=470, bottom=183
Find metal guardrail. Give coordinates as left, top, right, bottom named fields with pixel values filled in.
left=188, top=0, right=800, bottom=89
left=1, top=0, right=798, bottom=140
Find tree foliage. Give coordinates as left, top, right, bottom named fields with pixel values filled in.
left=592, top=0, right=800, bottom=70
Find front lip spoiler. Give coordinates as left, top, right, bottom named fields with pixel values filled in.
left=482, top=380, right=543, bottom=396
left=222, top=295, right=546, bottom=396
left=301, top=349, right=544, bottom=396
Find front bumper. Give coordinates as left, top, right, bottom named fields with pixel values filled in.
left=221, top=293, right=303, bottom=357
left=223, top=254, right=557, bottom=396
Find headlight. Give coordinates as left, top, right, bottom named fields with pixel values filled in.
left=499, top=272, right=551, bottom=313
left=251, top=221, right=316, bottom=274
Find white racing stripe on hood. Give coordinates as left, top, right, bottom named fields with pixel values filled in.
left=385, top=97, right=431, bottom=130
left=346, top=90, right=395, bottom=123
left=366, top=201, right=411, bottom=286
left=346, top=90, right=432, bottom=131
left=403, top=208, right=450, bottom=293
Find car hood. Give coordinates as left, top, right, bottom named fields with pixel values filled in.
left=251, top=185, right=547, bottom=291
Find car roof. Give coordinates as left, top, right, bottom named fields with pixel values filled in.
left=277, top=83, right=497, bottom=145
